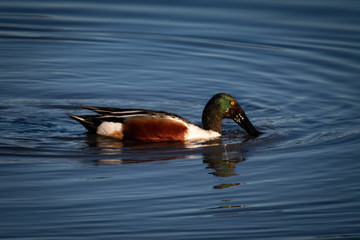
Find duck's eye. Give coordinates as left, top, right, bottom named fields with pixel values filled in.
left=230, top=101, right=235, bottom=106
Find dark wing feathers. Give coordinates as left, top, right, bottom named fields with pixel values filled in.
left=80, top=106, right=152, bottom=116
left=78, top=105, right=191, bottom=123
left=69, top=105, right=192, bottom=133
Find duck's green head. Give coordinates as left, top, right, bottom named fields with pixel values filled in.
left=202, top=93, right=260, bottom=136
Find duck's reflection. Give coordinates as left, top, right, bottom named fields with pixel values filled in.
left=85, top=134, right=190, bottom=164
left=84, top=133, right=247, bottom=179
left=202, top=139, right=245, bottom=177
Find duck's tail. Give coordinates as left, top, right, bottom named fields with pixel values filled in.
left=68, top=114, right=99, bottom=133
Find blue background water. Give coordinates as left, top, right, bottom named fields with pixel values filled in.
left=1, top=1, right=360, bottom=239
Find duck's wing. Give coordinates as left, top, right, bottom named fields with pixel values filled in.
left=80, top=105, right=153, bottom=117
left=69, top=106, right=192, bottom=133
left=81, top=105, right=191, bottom=123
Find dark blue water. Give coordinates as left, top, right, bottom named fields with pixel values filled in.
left=1, top=1, right=360, bottom=239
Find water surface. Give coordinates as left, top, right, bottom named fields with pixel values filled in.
left=1, top=1, right=360, bottom=239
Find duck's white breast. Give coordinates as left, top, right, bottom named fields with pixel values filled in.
left=184, top=123, right=220, bottom=141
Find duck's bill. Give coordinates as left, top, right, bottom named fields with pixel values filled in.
left=233, top=112, right=261, bottom=137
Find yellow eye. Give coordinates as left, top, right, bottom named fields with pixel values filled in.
left=230, top=101, right=235, bottom=106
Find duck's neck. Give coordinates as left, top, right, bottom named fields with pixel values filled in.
left=202, top=107, right=223, bottom=134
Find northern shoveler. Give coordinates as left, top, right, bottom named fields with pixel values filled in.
left=69, top=93, right=260, bottom=142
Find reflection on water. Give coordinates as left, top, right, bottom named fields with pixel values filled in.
left=85, top=133, right=247, bottom=179
left=213, top=182, right=244, bottom=190
left=202, top=141, right=245, bottom=177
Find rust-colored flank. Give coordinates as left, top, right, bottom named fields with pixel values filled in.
left=123, top=117, right=187, bottom=142
left=108, top=130, right=124, bottom=140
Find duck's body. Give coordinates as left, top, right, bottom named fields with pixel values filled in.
left=69, top=93, right=260, bottom=142
left=70, top=107, right=220, bottom=142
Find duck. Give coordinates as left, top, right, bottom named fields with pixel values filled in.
left=69, top=93, right=260, bottom=142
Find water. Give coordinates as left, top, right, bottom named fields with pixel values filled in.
left=1, top=0, right=360, bottom=239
